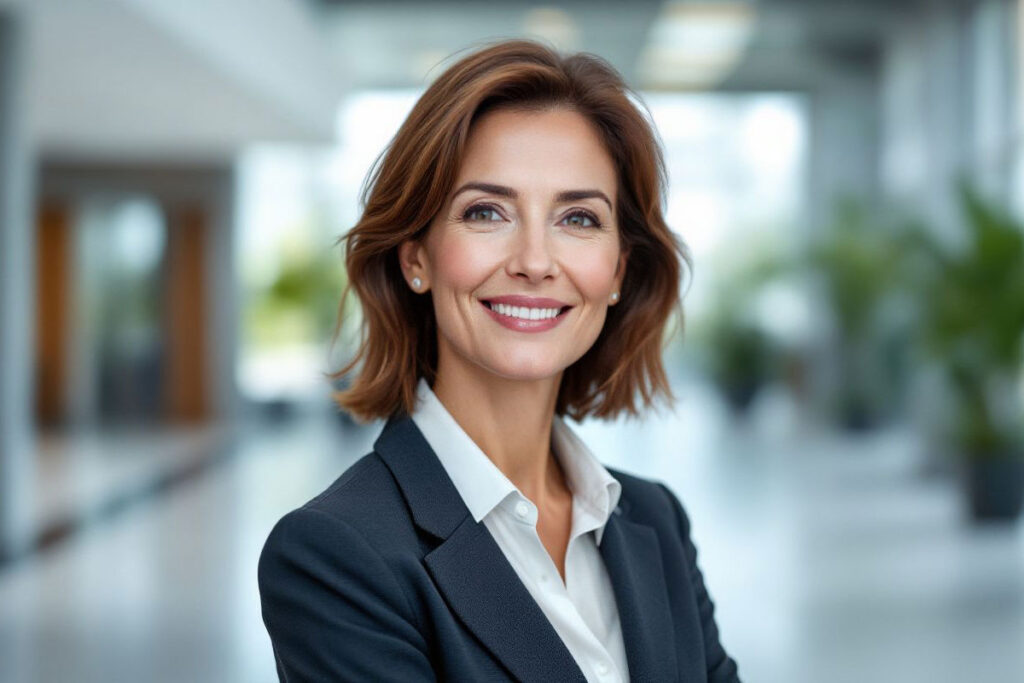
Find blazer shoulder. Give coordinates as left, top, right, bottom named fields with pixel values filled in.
left=261, top=449, right=418, bottom=565
left=304, top=450, right=397, bottom=516
left=256, top=452, right=435, bottom=681
left=605, top=466, right=694, bottom=536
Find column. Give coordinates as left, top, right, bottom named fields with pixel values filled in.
left=0, top=7, right=36, bottom=559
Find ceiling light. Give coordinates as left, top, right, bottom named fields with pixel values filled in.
left=639, top=1, right=756, bottom=89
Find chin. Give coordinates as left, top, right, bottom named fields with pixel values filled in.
left=481, top=354, right=568, bottom=383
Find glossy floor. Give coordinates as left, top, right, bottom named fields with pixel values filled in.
left=1, top=383, right=1022, bottom=682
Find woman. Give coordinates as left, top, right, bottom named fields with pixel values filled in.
left=259, top=39, right=741, bottom=683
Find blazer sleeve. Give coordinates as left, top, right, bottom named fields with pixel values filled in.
left=258, top=506, right=437, bottom=682
left=657, top=483, right=742, bottom=683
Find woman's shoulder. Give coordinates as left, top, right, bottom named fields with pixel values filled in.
left=256, top=451, right=433, bottom=677
left=259, top=450, right=420, bottom=572
left=305, top=450, right=397, bottom=514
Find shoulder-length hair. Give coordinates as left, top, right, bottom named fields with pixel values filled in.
left=331, top=39, right=689, bottom=422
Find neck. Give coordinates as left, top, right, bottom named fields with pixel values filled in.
left=431, top=359, right=566, bottom=504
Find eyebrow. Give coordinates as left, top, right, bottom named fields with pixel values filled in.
left=451, top=182, right=613, bottom=211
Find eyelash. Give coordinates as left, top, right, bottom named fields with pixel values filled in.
left=461, top=203, right=603, bottom=229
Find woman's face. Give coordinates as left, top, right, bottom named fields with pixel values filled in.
left=400, top=106, right=627, bottom=386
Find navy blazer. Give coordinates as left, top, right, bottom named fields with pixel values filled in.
left=259, top=414, right=741, bottom=682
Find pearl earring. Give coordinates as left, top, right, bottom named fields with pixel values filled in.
left=411, top=277, right=422, bottom=290
left=610, top=291, right=619, bottom=303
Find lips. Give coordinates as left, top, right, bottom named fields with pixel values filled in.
left=479, top=295, right=573, bottom=332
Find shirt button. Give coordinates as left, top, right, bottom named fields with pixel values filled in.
left=514, top=501, right=530, bottom=519
left=539, top=572, right=548, bottom=583
left=596, top=661, right=609, bottom=676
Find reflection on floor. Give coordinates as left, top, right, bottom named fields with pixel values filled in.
left=1, top=383, right=1022, bottom=683
left=34, top=423, right=233, bottom=548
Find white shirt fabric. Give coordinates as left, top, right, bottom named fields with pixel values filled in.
left=410, top=378, right=629, bottom=683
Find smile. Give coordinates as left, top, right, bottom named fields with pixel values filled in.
left=486, top=302, right=561, bottom=320
left=479, top=297, right=572, bottom=333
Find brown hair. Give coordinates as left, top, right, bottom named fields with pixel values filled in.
left=331, top=39, right=689, bottom=422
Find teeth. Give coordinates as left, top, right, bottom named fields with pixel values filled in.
left=488, top=302, right=562, bottom=320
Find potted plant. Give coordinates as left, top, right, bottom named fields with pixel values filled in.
left=910, top=181, right=1024, bottom=521
left=806, top=198, right=912, bottom=431
left=695, top=250, right=786, bottom=416
left=704, top=310, right=775, bottom=415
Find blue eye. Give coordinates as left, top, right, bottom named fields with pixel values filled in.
left=461, top=204, right=602, bottom=228
left=562, top=210, right=601, bottom=228
left=463, top=204, right=503, bottom=222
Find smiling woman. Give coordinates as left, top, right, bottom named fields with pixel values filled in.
left=258, top=39, right=742, bottom=683
left=332, top=42, right=686, bottom=423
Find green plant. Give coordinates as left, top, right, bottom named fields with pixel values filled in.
left=704, top=314, right=774, bottom=413
left=806, top=197, right=914, bottom=428
left=809, top=199, right=905, bottom=341
left=911, top=181, right=1024, bottom=458
left=695, top=249, right=789, bottom=413
left=247, top=244, right=347, bottom=350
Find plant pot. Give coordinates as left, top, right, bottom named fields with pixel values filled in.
left=838, top=393, right=878, bottom=433
left=721, top=377, right=761, bottom=415
left=964, top=456, right=1024, bottom=522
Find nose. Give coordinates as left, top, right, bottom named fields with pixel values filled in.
left=506, top=218, right=559, bottom=283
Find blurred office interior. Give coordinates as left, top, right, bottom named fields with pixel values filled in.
left=1, top=0, right=1023, bottom=681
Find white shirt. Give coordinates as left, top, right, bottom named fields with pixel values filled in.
left=411, top=378, right=629, bottom=683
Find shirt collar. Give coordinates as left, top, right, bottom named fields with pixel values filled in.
left=410, top=378, right=517, bottom=523
left=410, top=378, right=622, bottom=543
left=551, top=414, right=622, bottom=544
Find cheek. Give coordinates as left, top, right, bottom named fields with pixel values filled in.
left=568, top=244, right=622, bottom=298
left=429, top=233, right=502, bottom=296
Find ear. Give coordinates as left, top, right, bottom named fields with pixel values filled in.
left=611, top=249, right=628, bottom=303
left=398, top=239, right=430, bottom=292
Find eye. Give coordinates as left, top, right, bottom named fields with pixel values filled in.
left=463, top=204, right=504, bottom=222
left=561, top=210, right=601, bottom=229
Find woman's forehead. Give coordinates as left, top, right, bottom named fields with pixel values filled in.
left=455, top=108, right=618, bottom=202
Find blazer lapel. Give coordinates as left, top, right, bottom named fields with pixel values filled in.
left=375, top=415, right=587, bottom=683
left=425, top=515, right=587, bottom=682
left=599, top=498, right=681, bottom=682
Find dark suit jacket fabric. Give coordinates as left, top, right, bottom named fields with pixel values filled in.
left=258, top=414, right=741, bottom=682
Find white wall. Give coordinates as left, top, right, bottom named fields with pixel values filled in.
left=807, top=70, right=880, bottom=233
left=880, top=0, right=1020, bottom=230
left=27, top=0, right=345, bottom=161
